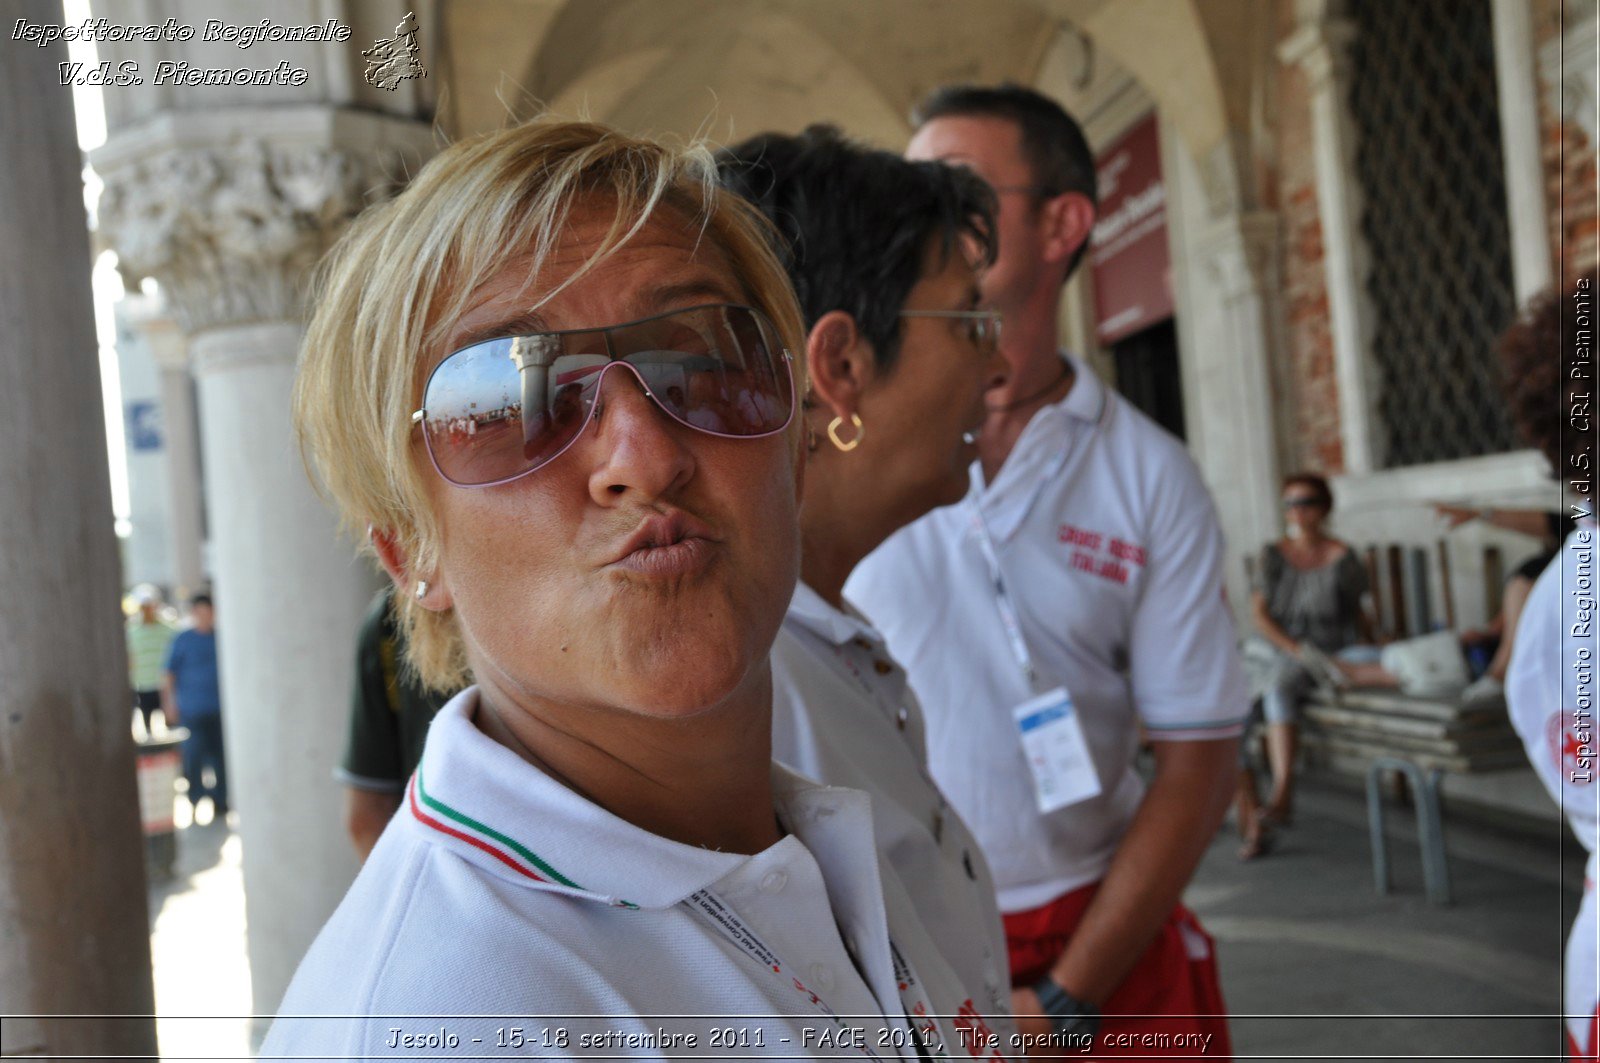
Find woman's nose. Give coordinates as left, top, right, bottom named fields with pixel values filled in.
left=584, top=364, right=696, bottom=503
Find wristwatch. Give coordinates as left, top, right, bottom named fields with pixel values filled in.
left=1031, top=976, right=1102, bottom=1040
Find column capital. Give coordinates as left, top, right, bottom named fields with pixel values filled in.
left=1279, top=16, right=1357, bottom=92
left=1541, top=14, right=1600, bottom=148
left=94, top=107, right=434, bottom=334
left=1198, top=211, right=1280, bottom=300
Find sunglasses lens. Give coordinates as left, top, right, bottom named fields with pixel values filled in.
left=420, top=305, right=792, bottom=486
left=610, top=305, right=793, bottom=437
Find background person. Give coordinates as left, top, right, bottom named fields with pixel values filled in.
left=846, top=83, right=1247, bottom=1056
left=1435, top=502, right=1577, bottom=702
left=126, top=585, right=174, bottom=738
left=262, top=118, right=1008, bottom=1058
left=1235, top=472, right=1391, bottom=858
left=163, top=593, right=227, bottom=823
left=1502, top=271, right=1597, bottom=1060
left=337, top=587, right=454, bottom=859
left=719, top=124, right=1015, bottom=1029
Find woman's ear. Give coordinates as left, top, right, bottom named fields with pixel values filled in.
left=369, top=526, right=450, bottom=611
left=805, top=310, right=877, bottom=423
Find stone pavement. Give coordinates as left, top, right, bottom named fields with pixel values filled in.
left=1190, top=776, right=1579, bottom=1061
left=147, top=801, right=252, bottom=1061
left=142, top=777, right=1581, bottom=1061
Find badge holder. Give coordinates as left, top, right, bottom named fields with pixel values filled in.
left=970, top=504, right=1103, bottom=814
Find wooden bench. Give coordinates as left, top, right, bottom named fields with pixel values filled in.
left=1245, top=536, right=1520, bottom=904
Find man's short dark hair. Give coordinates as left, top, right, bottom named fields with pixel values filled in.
left=717, top=124, right=995, bottom=371
left=913, top=82, right=1098, bottom=279
left=190, top=593, right=213, bottom=609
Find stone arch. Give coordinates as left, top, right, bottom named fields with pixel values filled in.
left=1020, top=0, right=1260, bottom=214
left=541, top=10, right=907, bottom=145
left=523, top=0, right=1059, bottom=147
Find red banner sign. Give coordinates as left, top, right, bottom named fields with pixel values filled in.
left=1090, top=113, right=1173, bottom=346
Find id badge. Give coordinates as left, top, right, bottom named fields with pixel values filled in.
left=1013, top=687, right=1101, bottom=814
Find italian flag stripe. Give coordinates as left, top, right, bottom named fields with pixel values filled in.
left=409, top=768, right=583, bottom=890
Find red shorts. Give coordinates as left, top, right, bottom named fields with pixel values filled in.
left=1005, top=882, right=1232, bottom=1060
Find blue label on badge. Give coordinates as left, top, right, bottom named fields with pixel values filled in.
left=1017, top=701, right=1072, bottom=733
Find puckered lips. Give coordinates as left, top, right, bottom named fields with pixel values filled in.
left=606, top=510, right=721, bottom=578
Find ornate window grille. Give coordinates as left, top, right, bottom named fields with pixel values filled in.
left=1347, top=0, right=1519, bottom=466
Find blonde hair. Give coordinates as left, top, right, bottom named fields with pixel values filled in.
left=294, top=119, right=808, bottom=691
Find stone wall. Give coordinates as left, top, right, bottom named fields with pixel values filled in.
left=1535, top=0, right=1599, bottom=283
left=1275, top=14, right=1345, bottom=476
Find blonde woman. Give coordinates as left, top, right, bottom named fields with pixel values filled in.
left=263, top=120, right=1010, bottom=1060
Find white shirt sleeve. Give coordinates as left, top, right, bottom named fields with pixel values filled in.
left=1126, top=447, right=1251, bottom=739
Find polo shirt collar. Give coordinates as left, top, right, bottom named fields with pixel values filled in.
left=970, top=353, right=1104, bottom=542
left=786, top=580, right=881, bottom=647
left=407, top=687, right=868, bottom=912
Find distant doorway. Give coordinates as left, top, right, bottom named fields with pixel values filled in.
left=1110, top=318, right=1185, bottom=441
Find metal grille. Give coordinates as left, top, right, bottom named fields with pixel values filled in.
left=1347, top=0, right=1519, bottom=466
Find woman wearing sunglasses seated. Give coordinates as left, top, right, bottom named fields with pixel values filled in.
left=262, top=120, right=1010, bottom=1059
left=718, top=126, right=1016, bottom=1041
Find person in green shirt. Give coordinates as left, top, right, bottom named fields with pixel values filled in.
left=336, top=589, right=455, bottom=859
left=126, top=587, right=175, bottom=737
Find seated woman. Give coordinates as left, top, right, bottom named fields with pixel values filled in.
left=1236, top=473, right=1392, bottom=855
left=719, top=126, right=1015, bottom=1031
left=262, top=119, right=1009, bottom=1059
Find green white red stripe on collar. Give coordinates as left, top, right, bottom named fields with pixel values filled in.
left=406, top=767, right=638, bottom=909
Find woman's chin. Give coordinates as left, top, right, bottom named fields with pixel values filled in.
left=607, top=653, right=757, bottom=720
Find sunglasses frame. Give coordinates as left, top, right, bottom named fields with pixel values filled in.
left=412, top=302, right=796, bottom=489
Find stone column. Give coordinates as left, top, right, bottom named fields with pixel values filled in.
left=135, top=308, right=208, bottom=597
left=1281, top=5, right=1381, bottom=474
left=1196, top=212, right=1286, bottom=556
left=96, top=109, right=434, bottom=1021
left=1492, top=0, right=1554, bottom=304
left=0, top=2, right=157, bottom=1057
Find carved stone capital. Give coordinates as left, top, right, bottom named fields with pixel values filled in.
left=1199, top=212, right=1280, bottom=300
left=1541, top=18, right=1599, bottom=148
left=1279, top=17, right=1357, bottom=92
left=95, top=110, right=433, bottom=334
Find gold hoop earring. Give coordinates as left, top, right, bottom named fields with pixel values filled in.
left=827, top=413, right=864, bottom=452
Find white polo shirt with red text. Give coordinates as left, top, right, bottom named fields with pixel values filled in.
left=771, top=582, right=1014, bottom=1032
left=845, top=356, right=1250, bottom=912
left=1507, top=521, right=1599, bottom=1049
left=261, top=688, right=1012, bottom=1060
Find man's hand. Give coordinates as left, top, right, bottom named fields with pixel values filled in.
left=1009, top=987, right=1052, bottom=1056
left=1433, top=502, right=1477, bottom=529
left=1043, top=736, right=1238, bottom=1005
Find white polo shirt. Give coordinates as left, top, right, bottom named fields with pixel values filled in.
left=1507, top=521, right=1599, bottom=1047
left=261, top=688, right=1013, bottom=1061
left=771, top=582, right=1014, bottom=1031
left=845, top=356, right=1250, bottom=912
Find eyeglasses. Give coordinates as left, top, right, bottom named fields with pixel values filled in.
left=1282, top=496, right=1323, bottom=510
left=898, top=309, right=1004, bottom=353
left=413, top=303, right=795, bottom=487
left=990, top=184, right=1058, bottom=198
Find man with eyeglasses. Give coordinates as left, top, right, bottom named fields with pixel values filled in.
left=847, top=84, right=1249, bottom=1058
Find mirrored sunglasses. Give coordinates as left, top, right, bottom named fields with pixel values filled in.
left=414, top=303, right=795, bottom=487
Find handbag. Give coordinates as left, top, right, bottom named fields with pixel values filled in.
left=1378, top=630, right=1470, bottom=698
